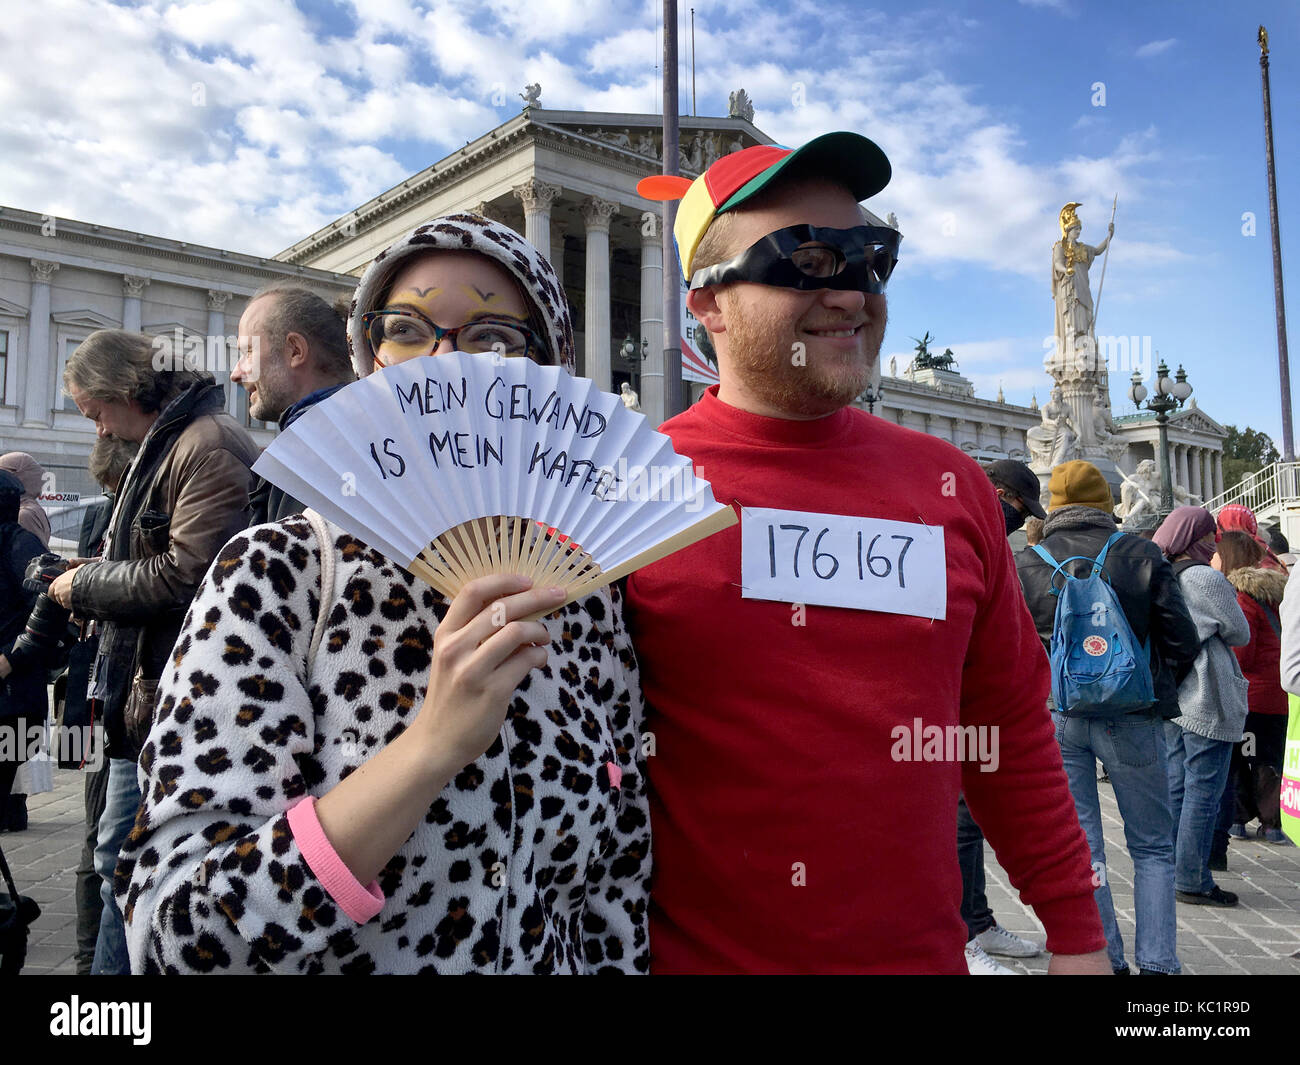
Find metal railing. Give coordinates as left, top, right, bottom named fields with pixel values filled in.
left=1202, top=461, right=1300, bottom=520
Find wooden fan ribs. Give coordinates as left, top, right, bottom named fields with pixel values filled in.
left=415, top=515, right=602, bottom=606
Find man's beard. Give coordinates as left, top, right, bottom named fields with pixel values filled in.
left=247, top=365, right=291, bottom=422
left=718, top=292, right=887, bottom=418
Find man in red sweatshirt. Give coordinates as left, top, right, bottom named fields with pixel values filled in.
left=627, top=132, right=1109, bottom=973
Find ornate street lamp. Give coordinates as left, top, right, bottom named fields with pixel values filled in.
left=860, top=381, right=883, bottom=415
left=621, top=334, right=648, bottom=361
left=620, top=334, right=648, bottom=392
left=1129, top=357, right=1193, bottom=514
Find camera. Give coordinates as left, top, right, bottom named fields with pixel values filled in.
left=9, top=553, right=75, bottom=671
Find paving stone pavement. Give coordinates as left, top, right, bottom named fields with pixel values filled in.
left=4, top=767, right=1298, bottom=975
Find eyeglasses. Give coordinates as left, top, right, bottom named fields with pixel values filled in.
left=689, top=224, right=901, bottom=294
left=362, top=309, right=548, bottom=364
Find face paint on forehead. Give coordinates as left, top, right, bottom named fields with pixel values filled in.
left=387, top=286, right=444, bottom=306
left=464, top=284, right=503, bottom=306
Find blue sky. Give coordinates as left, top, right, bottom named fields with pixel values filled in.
left=2, top=0, right=1297, bottom=445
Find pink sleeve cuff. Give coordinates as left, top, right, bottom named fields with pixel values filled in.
left=286, top=796, right=385, bottom=924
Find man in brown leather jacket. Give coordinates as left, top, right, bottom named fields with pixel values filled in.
left=50, top=328, right=258, bottom=974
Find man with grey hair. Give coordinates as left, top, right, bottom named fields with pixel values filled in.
left=48, top=329, right=258, bottom=974
left=233, top=283, right=354, bottom=525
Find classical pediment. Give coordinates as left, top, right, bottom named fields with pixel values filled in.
left=50, top=308, right=120, bottom=330
left=1171, top=408, right=1227, bottom=436
left=532, top=113, right=765, bottom=175
left=143, top=321, right=206, bottom=341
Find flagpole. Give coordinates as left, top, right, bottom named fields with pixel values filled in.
left=1259, top=25, right=1294, bottom=462
left=662, top=0, right=683, bottom=418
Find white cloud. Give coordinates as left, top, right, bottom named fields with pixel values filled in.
left=0, top=0, right=1186, bottom=287
left=1135, top=38, right=1177, bottom=58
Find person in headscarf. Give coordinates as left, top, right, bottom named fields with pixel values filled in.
left=0, top=452, right=52, bottom=548
left=1153, top=506, right=1251, bottom=906
left=117, top=214, right=649, bottom=974
left=1216, top=503, right=1288, bottom=574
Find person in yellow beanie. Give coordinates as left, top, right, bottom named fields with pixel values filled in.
left=1016, top=460, right=1200, bottom=974
left=1047, top=460, right=1114, bottom=513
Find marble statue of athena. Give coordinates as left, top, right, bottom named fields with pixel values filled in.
left=1050, top=201, right=1113, bottom=373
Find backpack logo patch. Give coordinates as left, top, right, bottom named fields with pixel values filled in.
left=1082, top=635, right=1108, bottom=657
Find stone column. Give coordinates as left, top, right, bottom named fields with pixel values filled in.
left=513, top=180, right=561, bottom=256
left=638, top=211, right=665, bottom=423
left=123, top=275, right=149, bottom=333
left=23, top=259, right=58, bottom=426
left=581, top=197, right=617, bottom=389
left=1188, top=447, right=1201, bottom=499
left=1214, top=451, right=1224, bottom=497
left=207, top=290, right=234, bottom=416
left=1203, top=450, right=1214, bottom=500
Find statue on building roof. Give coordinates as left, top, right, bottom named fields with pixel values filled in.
left=910, top=331, right=935, bottom=368
left=910, top=332, right=957, bottom=371
left=520, top=83, right=542, bottom=109
left=728, top=88, right=755, bottom=123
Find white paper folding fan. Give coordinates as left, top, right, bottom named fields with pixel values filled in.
left=252, top=351, right=737, bottom=608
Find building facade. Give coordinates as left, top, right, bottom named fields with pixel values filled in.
left=0, top=206, right=355, bottom=496
left=0, top=99, right=1227, bottom=504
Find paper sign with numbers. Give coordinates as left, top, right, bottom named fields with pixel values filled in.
left=740, top=507, right=947, bottom=619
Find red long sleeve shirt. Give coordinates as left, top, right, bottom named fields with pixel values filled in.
left=625, top=387, right=1105, bottom=973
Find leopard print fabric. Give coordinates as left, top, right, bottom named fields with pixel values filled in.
left=116, top=515, right=650, bottom=974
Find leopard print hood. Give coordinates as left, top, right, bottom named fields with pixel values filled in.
left=346, top=213, right=575, bottom=376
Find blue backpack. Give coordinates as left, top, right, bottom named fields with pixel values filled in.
left=1031, top=530, right=1155, bottom=717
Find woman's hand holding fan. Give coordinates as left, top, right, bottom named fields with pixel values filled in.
left=412, top=574, right=563, bottom=765
left=314, top=573, right=563, bottom=885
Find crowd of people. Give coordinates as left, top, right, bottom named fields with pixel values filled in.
left=0, top=131, right=1295, bottom=975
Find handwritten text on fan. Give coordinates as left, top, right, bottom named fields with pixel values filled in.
left=741, top=508, right=948, bottom=619
left=370, top=373, right=618, bottom=499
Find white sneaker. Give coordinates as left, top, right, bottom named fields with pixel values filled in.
left=974, top=924, right=1043, bottom=958
left=965, top=940, right=1017, bottom=975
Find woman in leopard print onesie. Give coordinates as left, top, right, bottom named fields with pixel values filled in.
left=117, top=215, right=650, bottom=973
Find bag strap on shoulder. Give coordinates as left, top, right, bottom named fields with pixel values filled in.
left=1092, top=530, right=1126, bottom=573
left=302, top=508, right=335, bottom=673
left=1033, top=530, right=1126, bottom=595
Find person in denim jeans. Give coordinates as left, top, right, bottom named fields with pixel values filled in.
left=1017, top=462, right=1200, bottom=974
left=1153, top=507, right=1251, bottom=906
